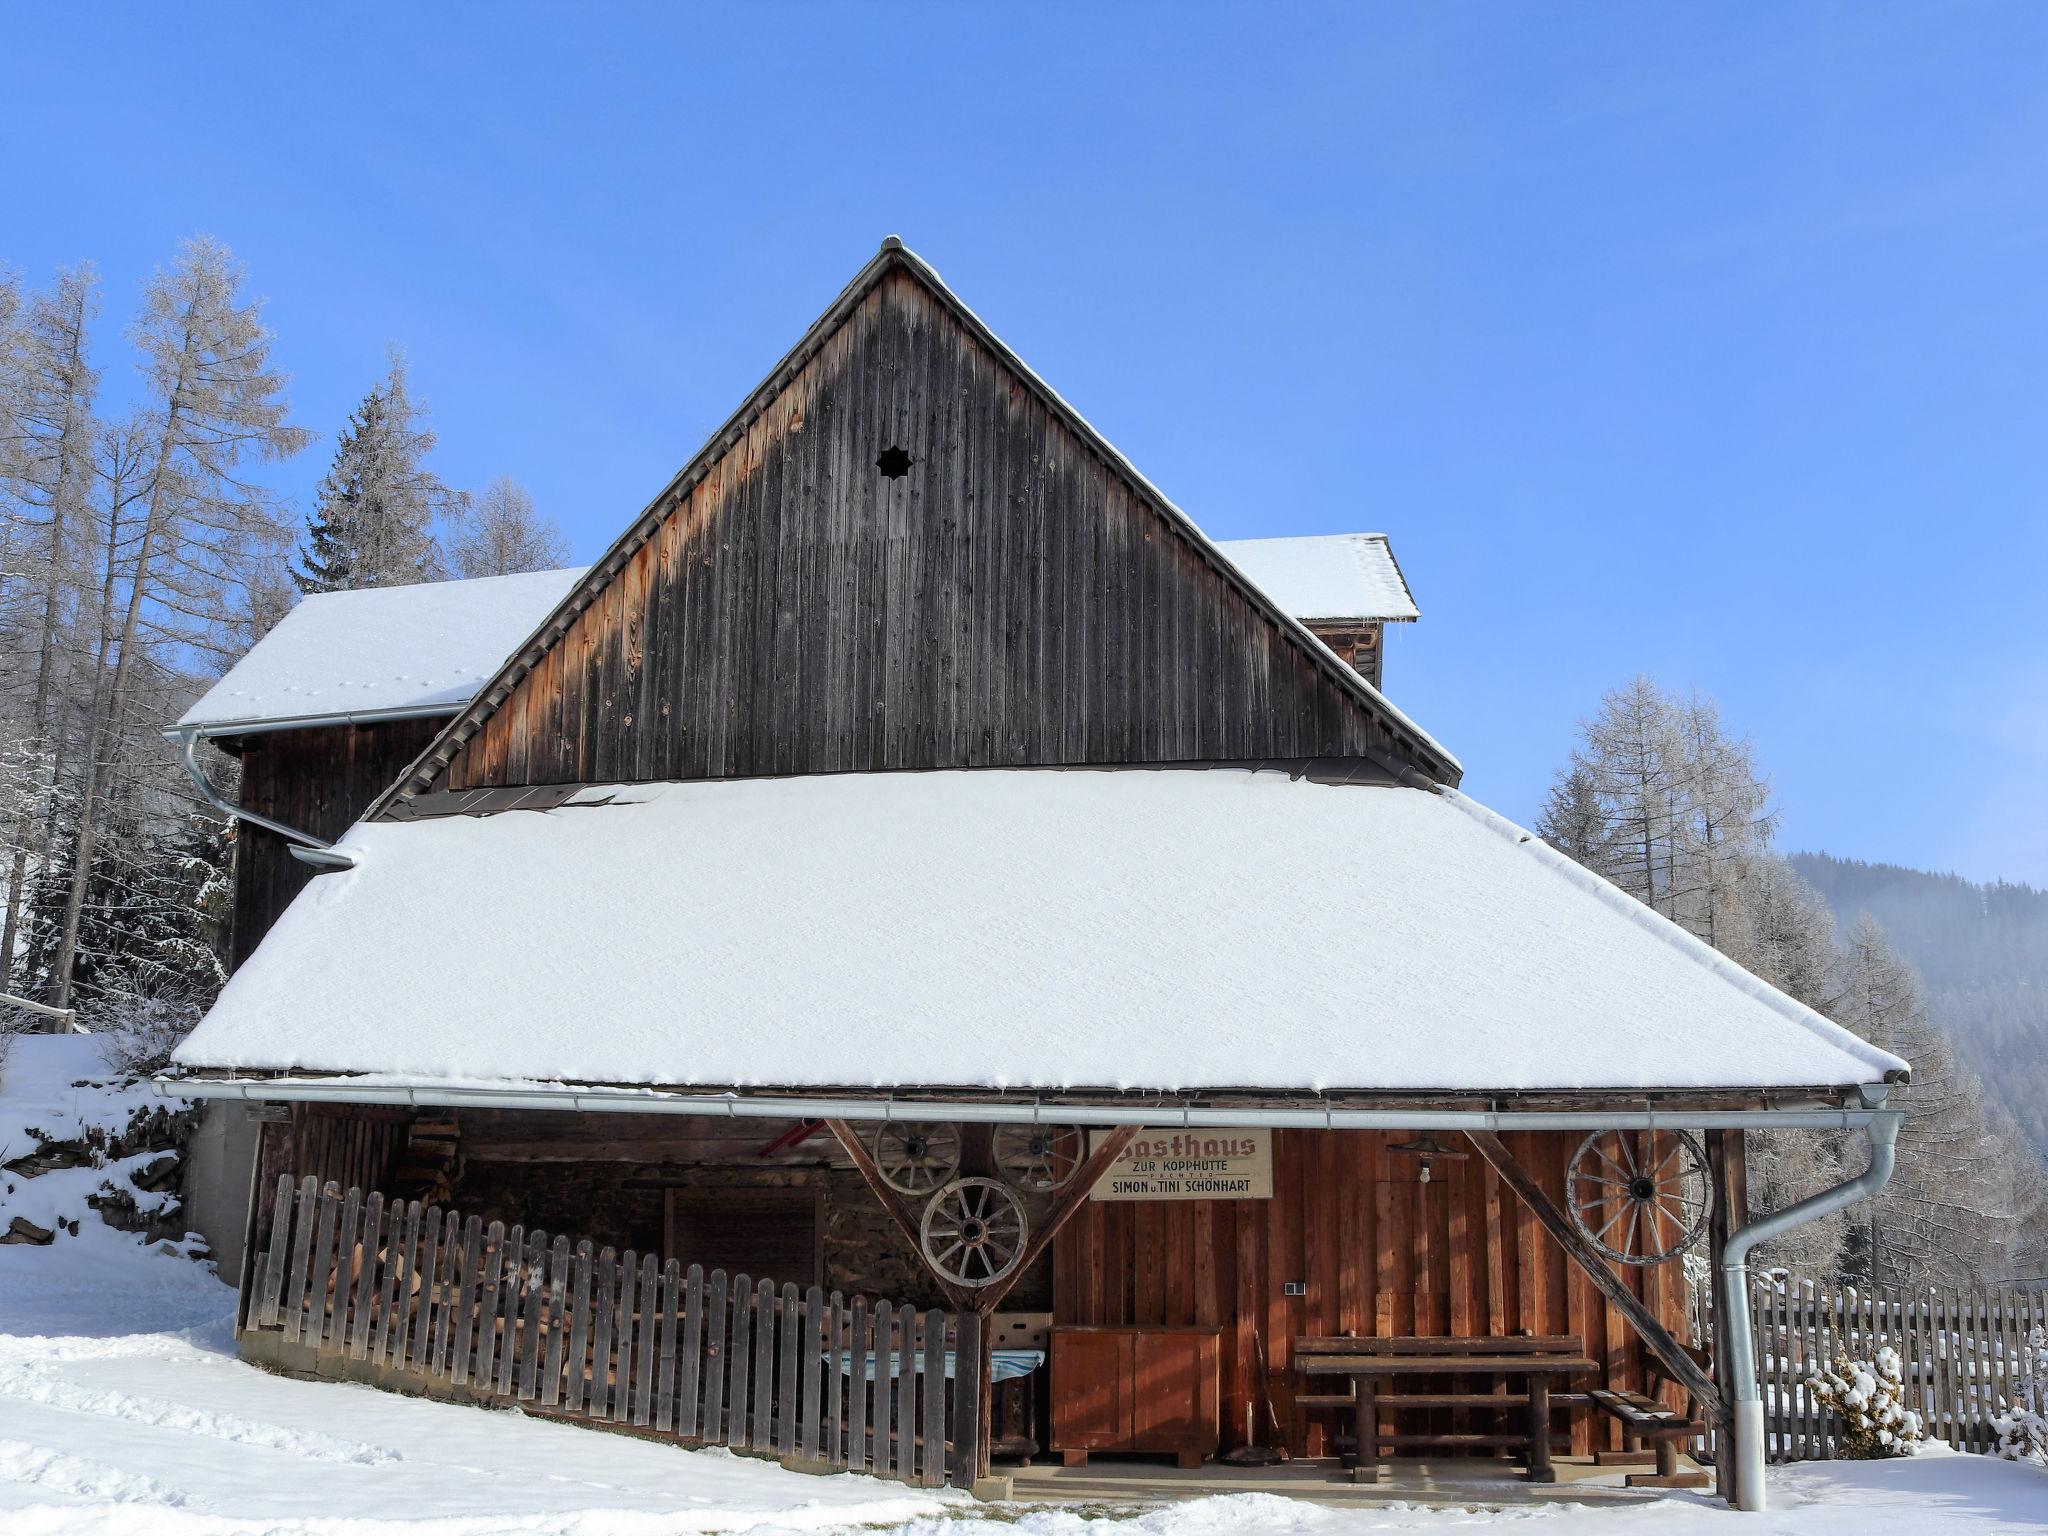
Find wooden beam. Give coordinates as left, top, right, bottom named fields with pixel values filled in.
left=822, top=1119, right=981, bottom=1312
left=1466, top=1131, right=1724, bottom=1425
left=1704, top=1129, right=1744, bottom=1500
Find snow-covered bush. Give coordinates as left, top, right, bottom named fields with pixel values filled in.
left=1807, top=1344, right=1925, bottom=1458
left=1994, top=1326, right=2048, bottom=1466
left=88, top=994, right=201, bottom=1078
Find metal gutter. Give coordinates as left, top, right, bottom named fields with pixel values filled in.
left=166, top=727, right=359, bottom=868
left=152, top=1075, right=1896, bottom=1133
left=161, top=703, right=467, bottom=745
left=1719, top=1109, right=1901, bottom=1511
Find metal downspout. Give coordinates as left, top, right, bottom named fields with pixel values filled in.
left=1718, top=1108, right=1901, bottom=1511
left=171, top=728, right=357, bottom=869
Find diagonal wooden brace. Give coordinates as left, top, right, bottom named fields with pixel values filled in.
left=1467, top=1130, right=1725, bottom=1427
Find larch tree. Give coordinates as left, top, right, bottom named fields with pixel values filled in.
left=445, top=473, right=571, bottom=577
left=295, top=352, right=460, bottom=593
left=45, top=236, right=308, bottom=1009
left=0, top=265, right=101, bottom=985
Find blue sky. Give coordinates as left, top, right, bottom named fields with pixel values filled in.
left=6, top=3, right=2045, bottom=884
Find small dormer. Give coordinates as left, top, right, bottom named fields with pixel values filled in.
left=1210, top=533, right=1418, bottom=689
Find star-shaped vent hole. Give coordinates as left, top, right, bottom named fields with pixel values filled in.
left=876, top=445, right=912, bottom=480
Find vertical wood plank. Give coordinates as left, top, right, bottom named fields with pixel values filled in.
left=411, top=1212, right=444, bottom=1376
left=847, top=1297, right=869, bottom=1474
left=701, top=1268, right=728, bottom=1442
left=428, top=1211, right=460, bottom=1375
left=383, top=1200, right=415, bottom=1369
left=589, top=1247, right=619, bottom=1421
left=348, top=1187, right=385, bottom=1359
left=488, top=1223, right=523, bottom=1397
left=374, top=1202, right=408, bottom=1367
left=258, top=1174, right=294, bottom=1328
left=778, top=1281, right=801, bottom=1457
left=634, top=1253, right=659, bottom=1427
left=800, top=1285, right=825, bottom=1464
left=726, top=1273, right=753, bottom=1450
left=896, top=1307, right=920, bottom=1484
left=538, top=1235, right=570, bottom=1406
left=332, top=1186, right=363, bottom=1353
left=306, top=1183, right=341, bottom=1349
left=821, top=1290, right=842, bottom=1469
left=922, top=1307, right=945, bottom=1488
left=755, top=1278, right=779, bottom=1448
left=656, top=1259, right=681, bottom=1433
left=518, top=1231, right=549, bottom=1401
left=678, top=1265, right=705, bottom=1440
left=607, top=1250, right=636, bottom=1425
left=282, top=1176, right=318, bottom=1343
left=564, top=1240, right=594, bottom=1415
left=472, top=1221, right=506, bottom=1390
left=870, top=1300, right=892, bottom=1477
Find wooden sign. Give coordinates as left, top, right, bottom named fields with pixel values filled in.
left=1088, top=1128, right=1273, bottom=1202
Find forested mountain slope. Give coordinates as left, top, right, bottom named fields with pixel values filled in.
left=1791, top=853, right=2048, bottom=1160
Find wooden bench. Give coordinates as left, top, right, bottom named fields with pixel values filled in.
left=1588, top=1389, right=1707, bottom=1487
left=1294, top=1336, right=1594, bottom=1483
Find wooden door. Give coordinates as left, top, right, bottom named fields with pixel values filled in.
left=1050, top=1329, right=1131, bottom=1450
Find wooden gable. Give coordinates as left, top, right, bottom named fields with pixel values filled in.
left=378, top=243, right=1458, bottom=812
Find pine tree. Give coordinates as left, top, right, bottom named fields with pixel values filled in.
left=446, top=474, right=571, bottom=578
left=295, top=353, right=458, bottom=593
left=1535, top=765, right=1607, bottom=865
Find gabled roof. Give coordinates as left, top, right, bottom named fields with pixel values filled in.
left=176, top=568, right=587, bottom=737
left=174, top=765, right=1906, bottom=1097
left=374, top=240, right=1461, bottom=813
left=1216, top=534, right=1418, bottom=622
left=175, top=531, right=1415, bottom=738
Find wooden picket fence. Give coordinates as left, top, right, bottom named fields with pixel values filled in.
left=1748, top=1275, right=2048, bottom=1459
left=244, top=1177, right=984, bottom=1490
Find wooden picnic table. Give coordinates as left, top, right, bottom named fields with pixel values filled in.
left=1294, top=1335, right=1597, bottom=1484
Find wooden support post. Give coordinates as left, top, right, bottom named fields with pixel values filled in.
left=1467, top=1131, right=1724, bottom=1426
left=1705, top=1128, right=1744, bottom=1502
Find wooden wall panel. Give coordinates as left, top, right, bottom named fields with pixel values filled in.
left=426, top=267, right=1447, bottom=800
left=230, top=718, right=444, bottom=968
left=1053, top=1129, right=1694, bottom=1460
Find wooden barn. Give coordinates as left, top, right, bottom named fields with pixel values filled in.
left=164, top=240, right=1906, bottom=1512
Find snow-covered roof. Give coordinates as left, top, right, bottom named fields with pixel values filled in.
left=1213, top=534, right=1418, bottom=621
left=175, top=534, right=1414, bottom=736
left=176, top=567, right=589, bottom=734
left=175, top=767, right=1905, bottom=1096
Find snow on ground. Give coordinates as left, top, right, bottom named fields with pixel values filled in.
left=0, top=1032, right=162, bottom=1164
left=2, top=1237, right=2043, bottom=1536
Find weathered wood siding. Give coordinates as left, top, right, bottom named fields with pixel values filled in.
left=1052, top=1129, right=1693, bottom=1459
left=231, top=718, right=444, bottom=967
left=429, top=266, right=1442, bottom=796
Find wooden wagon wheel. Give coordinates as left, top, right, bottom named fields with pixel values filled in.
left=991, top=1124, right=1087, bottom=1192
left=919, top=1177, right=1028, bottom=1289
left=871, top=1121, right=961, bottom=1196
left=1567, top=1129, right=1712, bottom=1265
